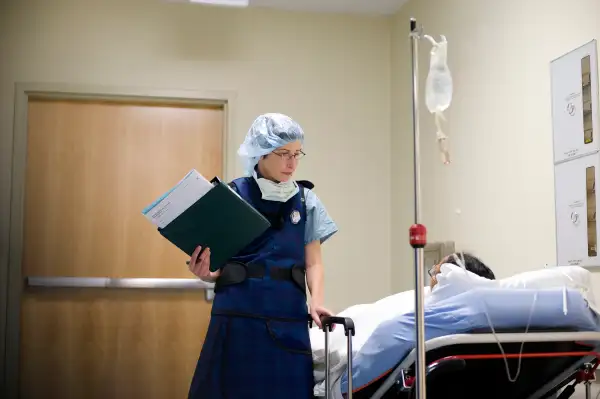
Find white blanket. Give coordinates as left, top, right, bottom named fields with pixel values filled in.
left=310, top=287, right=431, bottom=397
left=311, top=265, right=597, bottom=397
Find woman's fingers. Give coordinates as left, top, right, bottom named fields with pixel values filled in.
left=191, top=263, right=202, bottom=277
left=198, top=248, right=211, bottom=277
left=188, top=246, right=215, bottom=279
left=189, top=246, right=205, bottom=277
left=190, top=245, right=202, bottom=266
left=311, top=311, right=322, bottom=329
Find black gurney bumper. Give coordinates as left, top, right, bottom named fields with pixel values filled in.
left=353, top=329, right=600, bottom=399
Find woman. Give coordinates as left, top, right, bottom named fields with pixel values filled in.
left=187, top=113, right=339, bottom=399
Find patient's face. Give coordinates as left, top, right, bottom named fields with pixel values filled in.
left=428, top=258, right=446, bottom=289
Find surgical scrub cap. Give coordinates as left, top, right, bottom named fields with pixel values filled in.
left=237, top=113, right=305, bottom=176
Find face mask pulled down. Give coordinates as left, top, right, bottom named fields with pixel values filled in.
left=253, top=172, right=299, bottom=202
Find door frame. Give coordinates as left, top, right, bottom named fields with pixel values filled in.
left=2, top=82, right=237, bottom=399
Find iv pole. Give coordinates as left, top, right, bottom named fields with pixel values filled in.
left=408, top=17, right=428, bottom=399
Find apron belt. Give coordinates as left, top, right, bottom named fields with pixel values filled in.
left=215, top=262, right=306, bottom=294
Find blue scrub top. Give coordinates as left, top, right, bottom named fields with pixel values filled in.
left=303, top=188, right=338, bottom=245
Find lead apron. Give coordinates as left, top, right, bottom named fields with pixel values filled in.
left=188, top=177, right=313, bottom=399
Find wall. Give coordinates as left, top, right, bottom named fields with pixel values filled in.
left=0, top=0, right=392, bottom=322
left=391, top=0, right=600, bottom=293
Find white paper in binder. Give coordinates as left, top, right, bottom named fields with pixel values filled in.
left=555, top=153, right=600, bottom=267
left=550, top=40, right=599, bottom=164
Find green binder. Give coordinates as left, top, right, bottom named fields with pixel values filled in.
left=158, top=177, right=271, bottom=272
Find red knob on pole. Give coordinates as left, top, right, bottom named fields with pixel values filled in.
left=409, top=224, right=427, bottom=248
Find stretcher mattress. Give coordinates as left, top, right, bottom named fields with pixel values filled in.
left=337, top=287, right=600, bottom=396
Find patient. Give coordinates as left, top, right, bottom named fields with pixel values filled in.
left=429, top=252, right=496, bottom=289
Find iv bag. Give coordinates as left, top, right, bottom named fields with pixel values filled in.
left=424, top=34, right=453, bottom=164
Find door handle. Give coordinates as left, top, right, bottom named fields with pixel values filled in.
left=25, top=276, right=215, bottom=301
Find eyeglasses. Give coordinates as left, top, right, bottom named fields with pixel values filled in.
left=272, top=150, right=306, bottom=161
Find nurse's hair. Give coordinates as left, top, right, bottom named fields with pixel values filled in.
left=446, top=252, right=496, bottom=280
left=237, top=113, right=305, bottom=176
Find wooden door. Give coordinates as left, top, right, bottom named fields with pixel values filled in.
left=19, top=98, right=224, bottom=399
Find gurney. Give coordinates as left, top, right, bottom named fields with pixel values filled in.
left=315, top=286, right=600, bottom=399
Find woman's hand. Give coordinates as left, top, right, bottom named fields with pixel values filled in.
left=309, top=300, right=334, bottom=330
left=188, top=245, right=221, bottom=282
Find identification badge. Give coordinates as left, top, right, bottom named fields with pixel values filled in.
left=290, top=210, right=301, bottom=224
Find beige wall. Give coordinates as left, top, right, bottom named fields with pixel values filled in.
left=391, top=0, right=600, bottom=293
left=0, top=0, right=392, bottom=324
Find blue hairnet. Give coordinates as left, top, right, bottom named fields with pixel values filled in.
left=237, top=113, right=305, bottom=176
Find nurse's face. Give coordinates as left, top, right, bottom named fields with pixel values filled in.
left=259, top=140, right=304, bottom=183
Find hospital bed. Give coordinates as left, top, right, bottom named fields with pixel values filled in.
left=315, top=286, right=600, bottom=399
left=349, top=16, right=600, bottom=399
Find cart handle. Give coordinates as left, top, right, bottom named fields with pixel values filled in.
left=321, top=316, right=356, bottom=336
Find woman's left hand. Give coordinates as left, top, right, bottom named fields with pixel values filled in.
left=310, top=301, right=334, bottom=329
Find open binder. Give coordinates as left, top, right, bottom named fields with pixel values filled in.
left=157, top=177, right=271, bottom=272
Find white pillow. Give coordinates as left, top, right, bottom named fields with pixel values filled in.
left=501, top=266, right=598, bottom=313
left=429, top=263, right=598, bottom=314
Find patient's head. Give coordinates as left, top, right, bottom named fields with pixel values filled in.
left=429, top=252, right=496, bottom=289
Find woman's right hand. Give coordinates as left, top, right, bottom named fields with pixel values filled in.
left=189, top=245, right=221, bottom=282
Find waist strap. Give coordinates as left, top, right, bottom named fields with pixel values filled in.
left=215, top=262, right=306, bottom=294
